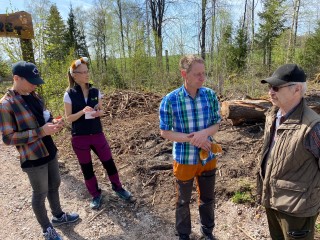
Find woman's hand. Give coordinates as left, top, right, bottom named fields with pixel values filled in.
left=90, top=110, right=103, bottom=117
left=82, top=106, right=94, bottom=113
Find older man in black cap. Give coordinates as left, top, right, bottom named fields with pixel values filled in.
left=257, top=63, right=320, bottom=240
left=0, top=61, right=79, bottom=240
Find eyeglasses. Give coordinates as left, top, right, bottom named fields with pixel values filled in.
left=73, top=70, right=89, bottom=74
left=268, top=84, right=296, bottom=92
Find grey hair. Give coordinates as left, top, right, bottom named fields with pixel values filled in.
left=291, top=82, right=307, bottom=96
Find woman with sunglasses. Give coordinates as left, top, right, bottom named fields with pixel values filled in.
left=63, top=57, right=133, bottom=209
left=257, top=64, right=320, bottom=240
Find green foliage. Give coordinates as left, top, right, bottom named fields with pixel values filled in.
left=40, top=59, right=70, bottom=116
left=0, top=82, right=12, bottom=95
left=299, top=21, right=320, bottom=75
left=255, top=0, right=287, bottom=67
left=66, top=6, right=90, bottom=59
left=3, top=0, right=320, bottom=102
left=0, top=57, right=11, bottom=78
left=231, top=181, right=255, bottom=205
left=231, top=26, right=249, bottom=72
left=43, top=4, right=67, bottom=62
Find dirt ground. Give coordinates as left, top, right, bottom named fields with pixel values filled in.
left=1, top=90, right=320, bottom=240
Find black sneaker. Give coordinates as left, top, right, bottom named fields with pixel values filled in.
left=179, top=233, right=190, bottom=240
left=115, top=188, right=132, bottom=201
left=51, top=212, right=79, bottom=227
left=90, top=194, right=103, bottom=209
left=200, top=228, right=215, bottom=240
left=43, top=226, right=62, bottom=240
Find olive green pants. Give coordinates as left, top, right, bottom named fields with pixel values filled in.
left=265, top=208, right=318, bottom=240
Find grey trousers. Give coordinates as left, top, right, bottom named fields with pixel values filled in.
left=175, top=169, right=216, bottom=236
left=22, top=156, right=63, bottom=231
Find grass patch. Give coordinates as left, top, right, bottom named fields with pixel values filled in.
left=231, top=191, right=254, bottom=204
left=231, top=180, right=255, bottom=205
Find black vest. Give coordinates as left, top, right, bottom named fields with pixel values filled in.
left=67, top=85, right=103, bottom=136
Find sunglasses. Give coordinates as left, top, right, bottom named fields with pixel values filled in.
left=268, top=84, right=296, bottom=92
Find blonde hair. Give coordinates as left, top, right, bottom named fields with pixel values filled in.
left=179, top=55, right=205, bottom=73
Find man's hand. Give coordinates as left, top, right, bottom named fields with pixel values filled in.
left=42, top=122, right=63, bottom=135
left=187, top=130, right=211, bottom=151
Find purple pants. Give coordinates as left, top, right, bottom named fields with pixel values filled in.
left=71, top=133, right=122, bottom=198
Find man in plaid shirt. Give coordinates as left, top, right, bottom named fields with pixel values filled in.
left=159, top=55, right=221, bottom=240
left=0, top=61, right=79, bottom=240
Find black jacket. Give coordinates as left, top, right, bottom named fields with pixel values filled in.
left=67, top=84, right=102, bottom=136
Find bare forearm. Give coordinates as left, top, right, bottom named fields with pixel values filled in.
left=201, top=123, right=220, bottom=137
left=66, top=110, right=84, bottom=123
left=160, top=130, right=191, bottom=143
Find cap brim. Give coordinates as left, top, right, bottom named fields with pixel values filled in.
left=26, top=77, right=44, bottom=85
left=260, top=77, right=288, bottom=86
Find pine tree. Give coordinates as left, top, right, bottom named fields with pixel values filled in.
left=66, top=6, right=90, bottom=58
left=232, top=26, right=249, bottom=72
left=255, top=0, right=287, bottom=70
left=43, top=4, right=67, bottom=63
left=301, top=21, right=320, bottom=75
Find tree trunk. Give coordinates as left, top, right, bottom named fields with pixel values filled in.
left=149, top=0, right=165, bottom=70
left=293, top=0, right=301, bottom=55
left=221, top=95, right=320, bottom=126
left=251, top=0, right=255, bottom=46
left=221, top=99, right=272, bottom=125
left=286, top=0, right=300, bottom=63
left=209, top=0, right=216, bottom=72
left=117, top=0, right=126, bottom=71
left=200, top=0, right=207, bottom=60
left=242, top=0, right=248, bottom=30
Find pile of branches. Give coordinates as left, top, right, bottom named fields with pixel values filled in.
left=101, top=90, right=162, bottom=119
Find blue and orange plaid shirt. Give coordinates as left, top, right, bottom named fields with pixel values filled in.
left=159, top=85, right=221, bottom=165
left=0, top=89, right=48, bottom=164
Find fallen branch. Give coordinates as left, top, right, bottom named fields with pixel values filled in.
left=237, top=225, right=256, bottom=240
left=152, top=190, right=157, bottom=206
left=152, top=182, right=161, bottom=206
left=118, top=163, right=130, bottom=171
left=142, top=174, right=157, bottom=188
left=88, top=208, right=105, bottom=223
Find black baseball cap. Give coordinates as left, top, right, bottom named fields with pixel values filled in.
left=261, top=64, right=306, bottom=86
left=12, top=61, right=44, bottom=85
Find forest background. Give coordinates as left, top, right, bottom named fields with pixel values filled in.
left=1, top=0, right=320, bottom=115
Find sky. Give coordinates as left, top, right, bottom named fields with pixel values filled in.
left=0, top=0, right=94, bottom=20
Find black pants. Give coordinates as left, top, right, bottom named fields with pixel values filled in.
left=175, top=169, right=216, bottom=236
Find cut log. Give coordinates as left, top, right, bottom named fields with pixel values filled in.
left=221, top=96, right=320, bottom=126
left=221, top=99, right=272, bottom=125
